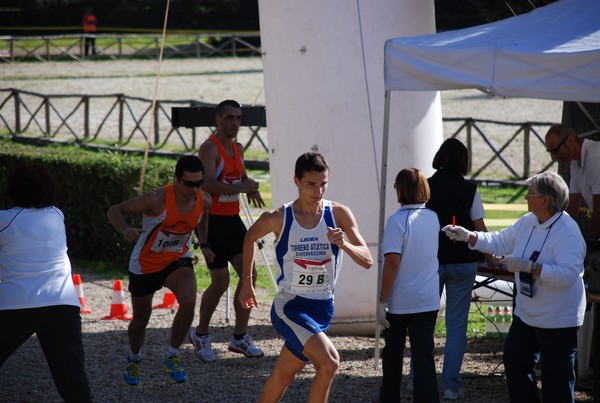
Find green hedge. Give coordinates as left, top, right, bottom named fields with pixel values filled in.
left=0, top=140, right=179, bottom=269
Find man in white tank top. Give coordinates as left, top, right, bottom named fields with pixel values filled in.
left=239, top=152, right=373, bottom=402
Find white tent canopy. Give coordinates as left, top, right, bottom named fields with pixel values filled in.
left=375, top=0, right=600, bottom=355
left=384, top=0, right=600, bottom=103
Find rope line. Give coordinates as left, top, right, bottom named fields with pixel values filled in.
left=138, top=0, right=171, bottom=194
left=355, top=0, right=379, bottom=190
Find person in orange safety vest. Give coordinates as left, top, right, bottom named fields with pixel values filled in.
left=82, top=8, right=97, bottom=56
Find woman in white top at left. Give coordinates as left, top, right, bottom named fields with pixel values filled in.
left=0, top=162, right=92, bottom=402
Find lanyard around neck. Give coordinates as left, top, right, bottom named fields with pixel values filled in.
left=521, top=212, right=563, bottom=260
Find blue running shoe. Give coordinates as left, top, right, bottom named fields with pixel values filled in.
left=123, top=357, right=141, bottom=386
left=163, top=355, right=187, bottom=383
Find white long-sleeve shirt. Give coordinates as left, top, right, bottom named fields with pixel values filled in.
left=473, top=211, right=586, bottom=328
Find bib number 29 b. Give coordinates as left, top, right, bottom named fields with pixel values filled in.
left=298, top=273, right=325, bottom=285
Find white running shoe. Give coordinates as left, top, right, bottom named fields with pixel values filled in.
left=228, top=333, right=264, bottom=358
left=189, top=329, right=216, bottom=362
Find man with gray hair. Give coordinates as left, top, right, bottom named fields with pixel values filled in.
left=545, top=124, right=600, bottom=390
left=544, top=123, right=600, bottom=239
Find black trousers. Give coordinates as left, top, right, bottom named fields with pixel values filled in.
left=381, top=310, right=440, bottom=403
left=84, top=36, right=95, bottom=55
left=0, top=305, right=92, bottom=402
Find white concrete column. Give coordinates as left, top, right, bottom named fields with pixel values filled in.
left=259, top=0, right=443, bottom=334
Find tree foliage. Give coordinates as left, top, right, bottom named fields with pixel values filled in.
left=469, top=0, right=557, bottom=22
left=4, top=0, right=259, bottom=31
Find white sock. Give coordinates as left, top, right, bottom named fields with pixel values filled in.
left=128, top=350, right=143, bottom=363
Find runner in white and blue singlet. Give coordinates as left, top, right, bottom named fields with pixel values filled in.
left=239, top=152, right=373, bottom=402
left=271, top=199, right=340, bottom=361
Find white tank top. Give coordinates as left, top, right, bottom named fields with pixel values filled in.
left=273, top=200, right=342, bottom=300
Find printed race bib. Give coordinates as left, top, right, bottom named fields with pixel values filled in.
left=290, top=258, right=333, bottom=294
left=218, top=175, right=241, bottom=203
left=150, top=229, right=189, bottom=253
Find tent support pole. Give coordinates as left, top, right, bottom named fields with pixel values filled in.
left=374, top=90, right=392, bottom=368
left=576, top=102, right=600, bottom=137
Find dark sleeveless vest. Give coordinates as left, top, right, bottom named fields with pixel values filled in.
left=427, top=170, right=482, bottom=264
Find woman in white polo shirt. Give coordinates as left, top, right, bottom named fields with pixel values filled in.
left=376, top=168, right=441, bottom=403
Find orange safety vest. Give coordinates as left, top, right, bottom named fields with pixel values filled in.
left=82, top=13, right=97, bottom=33
left=209, top=134, right=244, bottom=216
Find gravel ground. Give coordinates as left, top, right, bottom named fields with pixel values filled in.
left=0, top=268, right=593, bottom=402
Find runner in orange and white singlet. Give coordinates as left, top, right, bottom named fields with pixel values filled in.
left=190, top=100, right=266, bottom=363
left=207, top=133, right=244, bottom=216
left=107, top=156, right=210, bottom=385
left=129, top=183, right=204, bottom=275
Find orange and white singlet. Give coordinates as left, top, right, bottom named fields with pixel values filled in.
left=209, top=134, right=244, bottom=216
left=129, top=184, right=204, bottom=274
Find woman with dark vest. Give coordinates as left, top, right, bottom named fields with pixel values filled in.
left=426, top=138, right=496, bottom=401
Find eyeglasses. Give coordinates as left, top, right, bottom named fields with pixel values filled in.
left=525, top=194, right=545, bottom=199
left=546, top=136, right=568, bottom=154
left=178, top=178, right=203, bottom=188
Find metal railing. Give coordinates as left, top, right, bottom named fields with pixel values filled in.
left=0, top=32, right=261, bottom=62
left=0, top=88, right=556, bottom=180
left=444, top=117, right=555, bottom=184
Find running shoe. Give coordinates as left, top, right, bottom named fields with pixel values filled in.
left=163, top=355, right=187, bottom=383
left=443, top=388, right=464, bottom=401
left=228, top=333, right=264, bottom=358
left=123, top=357, right=141, bottom=386
left=189, top=329, right=217, bottom=362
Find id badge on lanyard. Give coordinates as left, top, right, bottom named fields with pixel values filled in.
left=519, top=250, right=539, bottom=298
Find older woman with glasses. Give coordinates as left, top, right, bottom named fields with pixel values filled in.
left=443, top=171, right=586, bottom=402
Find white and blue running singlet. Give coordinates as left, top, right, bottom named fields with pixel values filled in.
left=274, top=200, right=342, bottom=300
left=270, top=200, right=343, bottom=361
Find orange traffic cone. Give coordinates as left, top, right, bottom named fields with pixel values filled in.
left=72, top=274, right=91, bottom=314
left=153, top=289, right=178, bottom=309
left=101, top=280, right=133, bottom=320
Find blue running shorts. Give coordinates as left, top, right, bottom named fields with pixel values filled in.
left=270, top=290, right=334, bottom=361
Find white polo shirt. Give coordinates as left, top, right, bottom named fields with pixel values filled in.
left=382, top=203, right=440, bottom=314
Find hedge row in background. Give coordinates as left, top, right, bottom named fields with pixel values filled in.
left=0, top=140, right=179, bottom=268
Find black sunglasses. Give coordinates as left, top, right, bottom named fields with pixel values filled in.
left=546, top=136, right=568, bottom=154
left=178, top=178, right=203, bottom=188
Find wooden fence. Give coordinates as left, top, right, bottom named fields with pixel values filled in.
left=0, top=88, right=556, bottom=180
left=0, top=32, right=261, bottom=62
